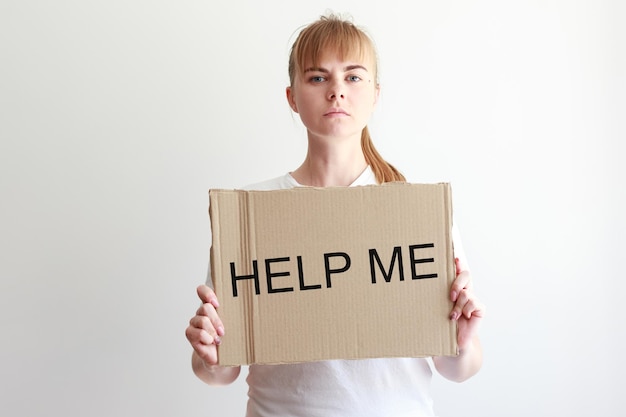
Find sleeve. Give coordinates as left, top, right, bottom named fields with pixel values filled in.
left=205, top=261, right=214, bottom=290
left=451, top=222, right=470, bottom=271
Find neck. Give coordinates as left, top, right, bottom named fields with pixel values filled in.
left=291, top=132, right=367, bottom=187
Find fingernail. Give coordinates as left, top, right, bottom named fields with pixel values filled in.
left=214, top=336, right=222, bottom=345
left=451, top=291, right=457, bottom=302
left=217, top=326, right=225, bottom=336
left=450, top=311, right=458, bottom=321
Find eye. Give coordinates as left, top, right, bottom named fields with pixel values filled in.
left=309, top=76, right=326, bottom=83
left=347, top=75, right=362, bottom=82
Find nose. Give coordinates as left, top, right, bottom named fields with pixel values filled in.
left=327, top=81, right=345, bottom=100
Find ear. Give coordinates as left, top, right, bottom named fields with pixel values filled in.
left=286, top=86, right=298, bottom=113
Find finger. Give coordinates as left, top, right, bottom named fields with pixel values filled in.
left=195, top=303, right=225, bottom=337
left=186, top=322, right=218, bottom=345
left=450, top=258, right=471, bottom=302
left=449, top=288, right=470, bottom=321
left=450, top=272, right=469, bottom=303
left=460, top=298, right=478, bottom=320
left=185, top=323, right=214, bottom=349
left=199, top=345, right=219, bottom=366
left=198, top=325, right=222, bottom=346
left=189, top=314, right=224, bottom=342
left=186, top=327, right=219, bottom=364
left=462, top=298, right=486, bottom=320
left=197, top=285, right=220, bottom=308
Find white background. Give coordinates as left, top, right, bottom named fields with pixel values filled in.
left=1, top=1, right=623, bottom=416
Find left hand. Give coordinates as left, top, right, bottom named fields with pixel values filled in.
left=449, top=258, right=486, bottom=350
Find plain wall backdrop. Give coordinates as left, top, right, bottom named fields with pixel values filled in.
left=1, top=0, right=623, bottom=416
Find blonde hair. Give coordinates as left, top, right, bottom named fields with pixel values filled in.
left=288, top=14, right=406, bottom=184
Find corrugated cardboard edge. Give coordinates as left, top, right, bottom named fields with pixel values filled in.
left=209, top=190, right=256, bottom=364
left=443, top=183, right=459, bottom=357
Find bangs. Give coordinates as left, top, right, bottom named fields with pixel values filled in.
left=289, top=16, right=377, bottom=83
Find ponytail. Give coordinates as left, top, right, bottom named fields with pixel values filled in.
left=361, top=126, right=406, bottom=184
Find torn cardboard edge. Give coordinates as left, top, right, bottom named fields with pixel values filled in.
left=209, top=182, right=458, bottom=366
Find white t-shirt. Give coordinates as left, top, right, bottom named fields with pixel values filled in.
left=207, top=166, right=466, bottom=417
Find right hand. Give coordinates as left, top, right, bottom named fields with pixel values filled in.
left=185, top=285, right=225, bottom=366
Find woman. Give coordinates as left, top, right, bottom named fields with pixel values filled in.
left=186, top=13, right=485, bottom=416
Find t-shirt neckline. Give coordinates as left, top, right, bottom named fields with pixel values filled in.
left=286, top=165, right=375, bottom=188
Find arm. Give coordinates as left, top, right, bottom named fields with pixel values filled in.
left=432, top=258, right=485, bottom=382
left=185, top=285, right=241, bottom=386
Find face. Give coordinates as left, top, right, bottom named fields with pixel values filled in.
left=286, top=51, right=380, bottom=142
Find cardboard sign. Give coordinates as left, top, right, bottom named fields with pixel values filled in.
left=209, top=182, right=457, bottom=366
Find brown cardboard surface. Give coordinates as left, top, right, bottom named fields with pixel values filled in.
left=209, top=182, right=457, bottom=366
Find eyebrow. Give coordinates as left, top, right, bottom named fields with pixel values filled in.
left=304, top=64, right=369, bottom=73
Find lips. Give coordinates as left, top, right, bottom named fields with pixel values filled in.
left=324, top=108, right=349, bottom=116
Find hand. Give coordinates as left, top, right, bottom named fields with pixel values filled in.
left=449, top=258, right=485, bottom=350
left=185, top=285, right=225, bottom=366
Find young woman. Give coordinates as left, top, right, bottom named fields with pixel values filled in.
left=185, top=14, right=485, bottom=416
